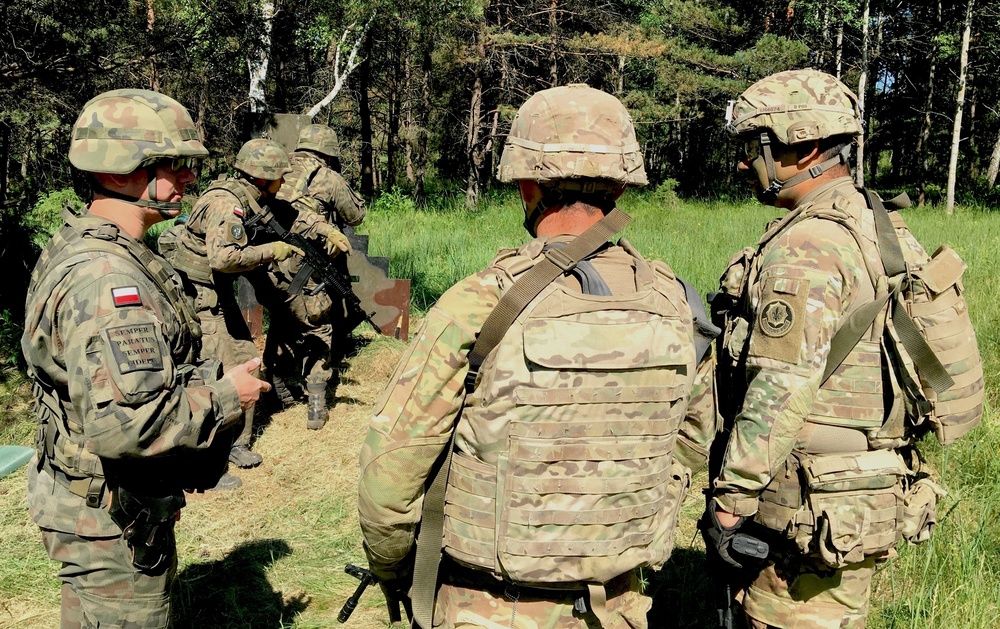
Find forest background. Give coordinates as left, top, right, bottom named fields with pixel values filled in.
left=3, top=0, right=1000, bottom=358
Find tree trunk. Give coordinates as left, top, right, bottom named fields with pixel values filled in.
left=548, top=0, right=559, bottom=87
left=248, top=0, right=275, bottom=114
left=967, top=79, right=978, bottom=179
left=146, top=0, right=158, bottom=90
left=916, top=0, right=942, bottom=206
left=358, top=32, right=374, bottom=198
left=835, top=21, right=844, bottom=79
left=387, top=30, right=404, bottom=189
left=855, top=0, right=870, bottom=187
left=946, top=0, right=975, bottom=215
left=987, top=127, right=1000, bottom=187
left=0, top=121, right=8, bottom=207
left=412, top=38, right=433, bottom=205
left=465, top=73, right=484, bottom=209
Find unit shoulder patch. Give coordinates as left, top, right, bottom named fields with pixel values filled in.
left=230, top=224, right=244, bottom=241
left=759, top=298, right=794, bottom=337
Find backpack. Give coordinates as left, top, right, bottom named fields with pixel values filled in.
left=823, top=190, right=983, bottom=446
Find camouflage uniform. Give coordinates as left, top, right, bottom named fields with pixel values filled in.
left=711, top=70, right=980, bottom=629
left=358, top=85, right=717, bottom=628
left=22, top=90, right=242, bottom=628
left=267, top=124, right=365, bottom=415
left=166, top=140, right=294, bottom=457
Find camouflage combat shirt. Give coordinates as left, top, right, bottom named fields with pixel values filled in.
left=22, top=210, right=243, bottom=536
left=713, top=178, right=882, bottom=516
left=285, top=151, right=365, bottom=228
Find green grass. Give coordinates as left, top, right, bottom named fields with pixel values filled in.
left=1, top=192, right=997, bottom=627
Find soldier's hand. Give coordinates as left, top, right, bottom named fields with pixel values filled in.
left=699, top=507, right=747, bottom=570
left=222, top=357, right=272, bottom=411
left=325, top=230, right=352, bottom=256
left=271, top=242, right=304, bottom=262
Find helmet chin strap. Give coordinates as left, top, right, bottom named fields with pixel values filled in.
left=522, top=186, right=566, bottom=237
left=754, top=131, right=850, bottom=203
left=92, top=166, right=182, bottom=217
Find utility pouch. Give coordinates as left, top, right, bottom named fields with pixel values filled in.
left=792, top=450, right=906, bottom=569
left=109, top=487, right=185, bottom=574
left=899, top=455, right=946, bottom=544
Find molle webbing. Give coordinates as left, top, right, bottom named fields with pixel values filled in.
left=276, top=154, right=321, bottom=205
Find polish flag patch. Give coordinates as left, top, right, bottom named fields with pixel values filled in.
left=111, top=286, right=142, bottom=307
left=233, top=205, right=244, bottom=218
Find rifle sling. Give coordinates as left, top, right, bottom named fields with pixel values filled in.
left=411, top=207, right=632, bottom=629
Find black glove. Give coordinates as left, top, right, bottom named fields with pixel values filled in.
left=699, top=507, right=748, bottom=570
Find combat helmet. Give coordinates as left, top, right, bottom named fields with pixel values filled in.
left=69, top=89, right=208, bottom=212
left=725, top=68, right=862, bottom=201
left=296, top=124, right=340, bottom=159
left=498, top=84, right=646, bottom=235
left=235, top=138, right=293, bottom=180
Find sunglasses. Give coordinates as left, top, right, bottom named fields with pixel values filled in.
left=167, top=157, right=202, bottom=171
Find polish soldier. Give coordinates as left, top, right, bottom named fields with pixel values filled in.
left=704, top=69, right=983, bottom=628
left=164, top=138, right=303, bottom=481
left=22, top=89, right=270, bottom=628
left=268, top=124, right=360, bottom=428
left=358, top=84, right=718, bottom=628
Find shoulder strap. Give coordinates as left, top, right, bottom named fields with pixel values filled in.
left=676, top=277, right=721, bottom=364
left=464, top=208, right=632, bottom=394
left=412, top=208, right=631, bottom=629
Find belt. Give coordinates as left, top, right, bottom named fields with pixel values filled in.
left=441, top=557, right=634, bottom=621
left=46, top=463, right=106, bottom=509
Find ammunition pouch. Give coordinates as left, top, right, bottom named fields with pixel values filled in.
left=108, top=487, right=184, bottom=574
left=757, top=450, right=907, bottom=570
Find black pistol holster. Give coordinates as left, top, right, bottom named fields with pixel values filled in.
left=108, top=487, right=185, bottom=574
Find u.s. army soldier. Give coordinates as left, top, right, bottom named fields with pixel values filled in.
left=358, top=84, right=718, bottom=628
left=22, top=89, right=270, bottom=628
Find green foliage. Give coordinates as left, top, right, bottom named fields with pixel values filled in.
left=23, top=189, right=83, bottom=249
left=734, top=34, right=810, bottom=81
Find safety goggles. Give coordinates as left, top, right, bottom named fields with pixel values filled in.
left=167, top=156, right=202, bottom=171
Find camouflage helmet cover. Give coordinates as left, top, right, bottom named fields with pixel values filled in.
left=296, top=124, right=341, bottom=158
left=69, top=89, right=208, bottom=174
left=498, top=84, right=647, bottom=186
left=235, top=138, right=292, bottom=180
left=725, top=68, right=863, bottom=144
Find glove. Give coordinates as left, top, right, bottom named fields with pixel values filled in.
left=699, top=506, right=748, bottom=570
left=326, top=229, right=352, bottom=256
left=271, top=242, right=304, bottom=261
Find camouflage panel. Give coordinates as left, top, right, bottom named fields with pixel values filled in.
left=296, top=123, right=341, bottom=158
left=498, top=84, right=647, bottom=186
left=726, top=69, right=863, bottom=144
left=445, top=242, right=696, bottom=585
left=70, top=89, right=207, bottom=174
left=234, top=138, right=292, bottom=180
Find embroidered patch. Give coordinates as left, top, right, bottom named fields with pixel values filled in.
left=759, top=298, right=794, bottom=337
left=111, top=286, right=142, bottom=307
left=105, top=324, right=164, bottom=373
left=231, top=224, right=244, bottom=240
left=233, top=205, right=244, bottom=218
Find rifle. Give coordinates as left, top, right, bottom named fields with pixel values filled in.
left=701, top=518, right=771, bottom=629
left=338, top=564, right=412, bottom=625
left=243, top=202, right=380, bottom=335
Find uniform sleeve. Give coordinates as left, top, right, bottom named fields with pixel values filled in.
left=714, top=221, right=868, bottom=516
left=311, top=169, right=366, bottom=227
left=358, top=271, right=500, bottom=576
left=288, top=204, right=338, bottom=242
left=203, top=194, right=276, bottom=272
left=674, top=351, right=718, bottom=474
left=60, top=271, right=243, bottom=459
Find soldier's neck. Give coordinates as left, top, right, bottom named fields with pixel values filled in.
left=535, top=203, right=605, bottom=237
left=88, top=197, right=159, bottom=240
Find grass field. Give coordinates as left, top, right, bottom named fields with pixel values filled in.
left=0, top=191, right=997, bottom=628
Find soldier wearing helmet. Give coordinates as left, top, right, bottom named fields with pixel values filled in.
left=22, top=89, right=270, bottom=627
left=357, top=84, right=718, bottom=628
left=163, top=137, right=357, bottom=478
left=703, top=69, right=952, bottom=629
left=265, top=124, right=363, bottom=429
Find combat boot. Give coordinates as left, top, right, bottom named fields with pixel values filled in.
left=271, top=374, right=298, bottom=409
left=209, top=471, right=242, bottom=491
left=306, top=382, right=329, bottom=430
left=229, top=444, right=263, bottom=468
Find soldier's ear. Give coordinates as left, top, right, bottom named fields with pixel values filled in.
left=796, top=141, right=821, bottom=166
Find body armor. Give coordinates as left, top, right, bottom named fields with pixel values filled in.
left=442, top=242, right=696, bottom=586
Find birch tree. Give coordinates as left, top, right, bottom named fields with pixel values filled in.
left=855, top=0, right=870, bottom=187
left=247, top=0, right=274, bottom=114
left=306, top=20, right=369, bottom=119
left=946, top=0, right=974, bottom=215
